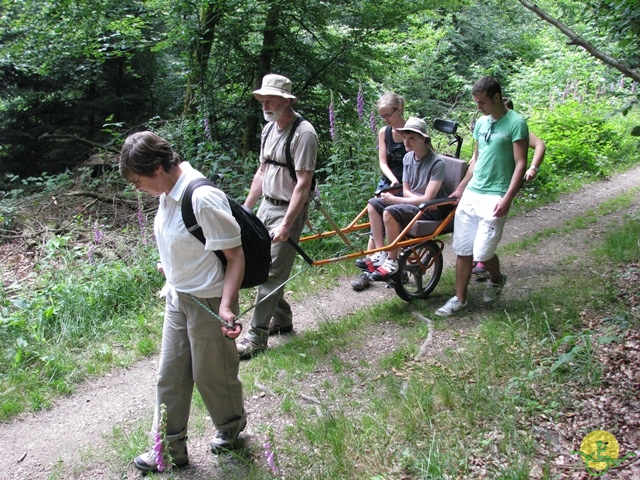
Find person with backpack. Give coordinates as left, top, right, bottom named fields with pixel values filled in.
left=119, top=131, right=247, bottom=472
left=351, top=92, right=408, bottom=291
left=237, top=74, right=318, bottom=360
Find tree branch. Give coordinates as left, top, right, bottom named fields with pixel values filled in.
left=517, top=0, right=640, bottom=84
left=39, top=134, right=120, bottom=154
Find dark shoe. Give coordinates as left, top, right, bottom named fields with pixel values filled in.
left=355, top=251, right=387, bottom=272
left=237, top=338, right=266, bottom=360
left=211, top=418, right=247, bottom=454
left=133, top=445, right=189, bottom=472
left=350, top=271, right=372, bottom=291
left=268, top=321, right=293, bottom=336
left=370, top=258, right=399, bottom=281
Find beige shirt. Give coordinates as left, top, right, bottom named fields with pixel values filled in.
left=260, top=116, right=318, bottom=201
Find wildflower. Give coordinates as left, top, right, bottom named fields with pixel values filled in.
left=137, top=200, right=148, bottom=244
left=93, top=223, right=105, bottom=244
left=263, top=441, right=279, bottom=475
left=154, top=404, right=170, bottom=472
left=632, top=82, right=636, bottom=94
left=619, top=76, right=624, bottom=89
left=329, top=101, right=336, bottom=140
left=369, top=109, right=377, bottom=136
left=357, top=86, right=364, bottom=121
left=153, top=431, right=166, bottom=472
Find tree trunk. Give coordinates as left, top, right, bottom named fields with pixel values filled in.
left=183, top=2, right=224, bottom=116
left=241, top=4, right=281, bottom=156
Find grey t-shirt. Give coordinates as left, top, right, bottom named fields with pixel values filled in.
left=402, top=149, right=447, bottom=198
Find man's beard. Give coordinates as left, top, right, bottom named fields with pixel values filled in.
left=263, top=106, right=285, bottom=122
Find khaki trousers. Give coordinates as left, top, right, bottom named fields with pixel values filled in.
left=153, top=288, right=246, bottom=444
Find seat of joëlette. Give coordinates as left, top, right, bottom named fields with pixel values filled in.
left=407, top=154, right=468, bottom=237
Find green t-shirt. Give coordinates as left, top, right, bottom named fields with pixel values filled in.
left=469, top=109, right=528, bottom=196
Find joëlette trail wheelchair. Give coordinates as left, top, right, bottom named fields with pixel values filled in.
left=291, top=119, right=468, bottom=302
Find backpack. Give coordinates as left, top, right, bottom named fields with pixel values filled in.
left=261, top=116, right=317, bottom=190
left=181, top=178, right=271, bottom=289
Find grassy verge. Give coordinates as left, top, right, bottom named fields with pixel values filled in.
left=91, top=210, right=637, bottom=479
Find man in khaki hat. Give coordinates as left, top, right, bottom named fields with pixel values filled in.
left=238, top=73, right=318, bottom=359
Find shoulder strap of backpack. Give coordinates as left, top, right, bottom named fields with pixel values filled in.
left=261, top=117, right=303, bottom=184
left=181, top=177, right=226, bottom=265
left=284, top=116, right=304, bottom=182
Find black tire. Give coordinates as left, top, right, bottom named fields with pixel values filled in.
left=392, top=240, right=443, bottom=302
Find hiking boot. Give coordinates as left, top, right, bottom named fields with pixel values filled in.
left=268, top=320, right=293, bottom=336
left=435, top=296, right=468, bottom=317
left=472, top=261, right=490, bottom=281
left=483, top=273, right=507, bottom=304
left=133, top=444, right=188, bottom=472
left=371, top=258, right=398, bottom=281
left=350, top=272, right=372, bottom=291
left=237, top=338, right=266, bottom=360
left=211, top=418, right=247, bottom=454
left=355, top=251, right=387, bottom=272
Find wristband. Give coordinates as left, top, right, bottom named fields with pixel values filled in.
left=530, top=166, right=539, bottom=172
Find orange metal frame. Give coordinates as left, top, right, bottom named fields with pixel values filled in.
left=298, top=199, right=458, bottom=266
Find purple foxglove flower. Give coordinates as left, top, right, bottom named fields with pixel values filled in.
left=357, top=87, right=364, bottom=120
left=263, top=441, right=278, bottom=475
left=93, top=224, right=104, bottom=244
left=370, top=109, right=377, bottom=135
left=154, top=432, right=165, bottom=472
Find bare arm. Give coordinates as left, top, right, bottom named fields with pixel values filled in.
left=218, top=245, right=244, bottom=338
left=271, top=169, right=313, bottom=243
left=378, top=127, right=400, bottom=185
left=244, top=164, right=265, bottom=209
left=524, top=132, right=546, bottom=181
left=493, top=139, right=528, bottom=217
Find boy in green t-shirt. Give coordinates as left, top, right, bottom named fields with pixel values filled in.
left=436, top=76, right=529, bottom=317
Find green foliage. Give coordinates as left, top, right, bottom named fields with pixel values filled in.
left=0, top=235, right=164, bottom=420
left=550, top=331, right=620, bottom=385
left=533, top=101, right=619, bottom=176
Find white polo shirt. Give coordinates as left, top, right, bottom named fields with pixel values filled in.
left=154, top=162, right=241, bottom=298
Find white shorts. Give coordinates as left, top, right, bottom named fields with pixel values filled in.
left=452, top=190, right=508, bottom=261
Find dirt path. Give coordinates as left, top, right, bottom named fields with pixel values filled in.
left=1, top=166, right=639, bottom=480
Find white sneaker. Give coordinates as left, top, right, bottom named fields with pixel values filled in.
left=483, top=274, right=507, bottom=304
left=371, top=258, right=398, bottom=281
left=435, top=296, right=467, bottom=317
left=355, top=251, right=387, bottom=272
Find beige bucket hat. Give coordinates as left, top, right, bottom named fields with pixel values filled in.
left=252, top=74, right=298, bottom=104
left=396, top=117, right=430, bottom=139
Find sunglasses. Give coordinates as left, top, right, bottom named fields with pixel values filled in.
left=484, top=120, right=495, bottom=143
left=379, top=108, right=397, bottom=120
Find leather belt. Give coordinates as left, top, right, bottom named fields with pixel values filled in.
left=264, top=196, right=289, bottom=206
